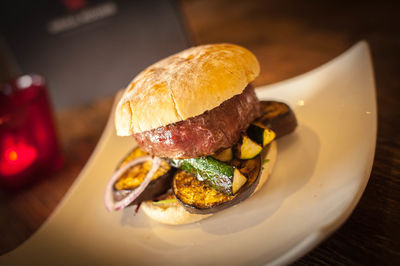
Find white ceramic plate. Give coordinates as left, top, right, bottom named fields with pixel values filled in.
left=1, top=41, right=376, bottom=266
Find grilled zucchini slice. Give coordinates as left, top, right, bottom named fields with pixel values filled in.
left=112, top=147, right=175, bottom=204
left=173, top=154, right=262, bottom=214
left=212, top=148, right=233, bottom=162
left=246, top=124, right=276, bottom=147
left=234, top=134, right=263, bottom=160
left=232, top=168, right=247, bottom=194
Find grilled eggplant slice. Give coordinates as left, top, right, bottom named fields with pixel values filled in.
left=173, top=154, right=262, bottom=214
left=169, top=156, right=247, bottom=196
left=113, top=147, right=175, bottom=204
left=255, top=101, right=297, bottom=138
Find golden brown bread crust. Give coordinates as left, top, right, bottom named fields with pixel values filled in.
left=141, top=141, right=277, bottom=225
left=115, top=44, right=260, bottom=135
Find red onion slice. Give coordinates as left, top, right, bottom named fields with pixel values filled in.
left=104, top=156, right=161, bottom=211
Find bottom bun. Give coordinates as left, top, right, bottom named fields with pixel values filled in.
left=141, top=200, right=212, bottom=225
left=142, top=141, right=277, bottom=225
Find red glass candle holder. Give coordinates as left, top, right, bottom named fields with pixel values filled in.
left=0, top=74, right=63, bottom=189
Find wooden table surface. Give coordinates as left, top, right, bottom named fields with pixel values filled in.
left=1, top=0, right=399, bottom=264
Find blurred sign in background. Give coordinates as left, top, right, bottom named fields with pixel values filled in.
left=0, top=0, right=189, bottom=109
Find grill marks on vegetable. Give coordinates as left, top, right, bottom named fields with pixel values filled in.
left=170, top=156, right=235, bottom=195
left=111, top=100, right=297, bottom=213
left=112, top=148, right=175, bottom=205
left=173, top=155, right=262, bottom=214
left=255, top=101, right=297, bottom=138
left=114, top=148, right=171, bottom=190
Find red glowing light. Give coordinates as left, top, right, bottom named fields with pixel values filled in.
left=0, top=137, right=38, bottom=176
left=8, top=150, right=18, bottom=161
left=1, top=74, right=63, bottom=187
left=62, top=0, right=87, bottom=12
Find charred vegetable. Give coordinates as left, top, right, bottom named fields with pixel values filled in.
left=169, top=157, right=246, bottom=196
left=173, top=154, right=262, bottom=214
left=255, top=101, right=297, bottom=138
left=234, top=134, right=263, bottom=159
left=232, top=168, right=247, bottom=194
left=246, top=124, right=276, bottom=147
left=212, top=148, right=233, bottom=162
left=113, top=147, right=175, bottom=205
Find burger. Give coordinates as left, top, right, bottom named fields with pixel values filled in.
left=104, top=44, right=297, bottom=224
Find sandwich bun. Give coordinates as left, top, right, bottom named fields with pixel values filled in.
left=141, top=141, right=277, bottom=225
left=115, top=44, right=260, bottom=135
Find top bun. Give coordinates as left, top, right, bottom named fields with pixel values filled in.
left=115, top=43, right=260, bottom=135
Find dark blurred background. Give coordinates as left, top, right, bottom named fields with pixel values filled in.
left=0, top=0, right=399, bottom=264
left=0, top=0, right=189, bottom=108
